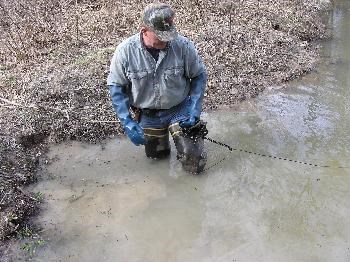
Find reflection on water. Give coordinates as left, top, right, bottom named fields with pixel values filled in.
left=28, top=1, right=350, bottom=261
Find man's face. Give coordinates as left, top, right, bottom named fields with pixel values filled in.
left=142, top=27, right=167, bottom=49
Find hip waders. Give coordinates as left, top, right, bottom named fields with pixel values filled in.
left=136, top=98, right=206, bottom=174
left=169, top=123, right=206, bottom=174
left=143, top=127, right=171, bottom=159
left=142, top=123, right=206, bottom=174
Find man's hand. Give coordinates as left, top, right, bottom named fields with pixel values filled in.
left=179, top=116, right=198, bottom=128
left=124, top=120, right=147, bottom=146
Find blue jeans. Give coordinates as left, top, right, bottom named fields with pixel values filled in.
left=138, top=97, right=190, bottom=160
left=139, top=97, right=190, bottom=129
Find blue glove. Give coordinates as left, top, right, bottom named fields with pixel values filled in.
left=124, top=118, right=147, bottom=146
left=180, top=72, right=207, bottom=128
left=109, top=84, right=146, bottom=146
left=180, top=116, right=198, bottom=128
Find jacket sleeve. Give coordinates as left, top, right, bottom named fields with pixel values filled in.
left=107, top=45, right=132, bottom=126
left=188, top=72, right=207, bottom=119
left=107, top=46, right=130, bottom=87
left=108, top=84, right=131, bottom=127
left=184, top=39, right=206, bottom=79
left=183, top=39, right=207, bottom=121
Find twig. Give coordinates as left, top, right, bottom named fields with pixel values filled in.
left=14, top=186, right=38, bottom=201
left=0, top=189, right=13, bottom=205
left=75, top=0, right=80, bottom=43
left=0, top=103, right=15, bottom=108
left=229, top=2, right=233, bottom=46
left=0, top=97, right=37, bottom=109
left=0, top=173, right=12, bottom=179
left=89, top=120, right=119, bottom=123
left=0, top=170, right=10, bottom=176
left=0, top=96, right=70, bottom=119
left=74, top=86, right=93, bottom=91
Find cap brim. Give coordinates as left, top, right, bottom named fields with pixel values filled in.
left=154, top=27, right=178, bottom=42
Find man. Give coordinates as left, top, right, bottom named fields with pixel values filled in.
left=107, top=3, right=207, bottom=174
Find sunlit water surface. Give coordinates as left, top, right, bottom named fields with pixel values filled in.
left=27, top=2, right=350, bottom=261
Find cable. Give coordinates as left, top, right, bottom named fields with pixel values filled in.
left=204, top=137, right=349, bottom=169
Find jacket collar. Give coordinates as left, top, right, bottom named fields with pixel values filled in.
left=137, top=32, right=171, bottom=51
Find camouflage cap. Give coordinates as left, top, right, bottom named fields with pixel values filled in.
left=142, top=3, right=178, bottom=42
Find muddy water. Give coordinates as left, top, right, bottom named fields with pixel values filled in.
left=31, top=2, right=350, bottom=262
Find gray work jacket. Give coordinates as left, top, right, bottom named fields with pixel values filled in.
left=107, top=33, right=206, bottom=109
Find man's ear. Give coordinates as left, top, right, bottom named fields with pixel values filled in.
left=140, top=26, right=147, bottom=35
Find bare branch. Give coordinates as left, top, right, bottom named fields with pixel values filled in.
left=0, top=96, right=70, bottom=119
left=89, top=120, right=119, bottom=123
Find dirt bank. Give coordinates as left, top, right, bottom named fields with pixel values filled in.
left=0, top=0, right=332, bottom=254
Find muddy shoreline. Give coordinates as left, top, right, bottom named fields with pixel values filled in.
left=0, top=0, right=333, bottom=257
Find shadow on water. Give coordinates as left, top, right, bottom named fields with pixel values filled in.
left=28, top=1, right=350, bottom=261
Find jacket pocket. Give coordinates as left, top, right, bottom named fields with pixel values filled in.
left=127, top=71, right=149, bottom=89
left=163, top=67, right=185, bottom=88
left=127, top=71, right=148, bottom=80
left=127, top=71, right=150, bottom=102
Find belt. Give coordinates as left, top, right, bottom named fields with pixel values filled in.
left=141, top=108, right=166, bottom=117
left=139, top=97, right=189, bottom=117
